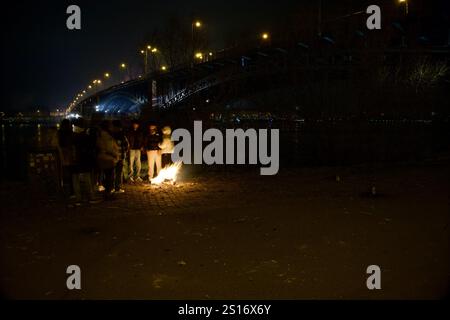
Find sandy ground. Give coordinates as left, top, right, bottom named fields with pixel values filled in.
left=0, top=161, right=449, bottom=299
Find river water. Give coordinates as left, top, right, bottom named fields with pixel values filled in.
left=0, top=120, right=447, bottom=182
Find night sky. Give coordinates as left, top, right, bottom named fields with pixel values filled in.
left=1, top=0, right=448, bottom=112
left=1, top=0, right=303, bottom=112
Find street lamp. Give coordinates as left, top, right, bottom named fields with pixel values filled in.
left=194, top=52, right=203, bottom=63
left=104, top=73, right=110, bottom=78
left=399, top=0, right=408, bottom=15
left=141, top=46, right=157, bottom=74
left=161, top=66, right=167, bottom=71
left=120, top=63, right=129, bottom=81
left=140, top=49, right=148, bottom=73
left=261, top=32, right=269, bottom=40
left=192, top=20, right=202, bottom=61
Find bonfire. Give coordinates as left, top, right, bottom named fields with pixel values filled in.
left=150, top=161, right=182, bottom=185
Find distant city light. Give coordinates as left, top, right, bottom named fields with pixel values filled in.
left=67, top=113, right=81, bottom=119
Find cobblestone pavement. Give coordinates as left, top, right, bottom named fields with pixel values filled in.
left=0, top=163, right=449, bottom=299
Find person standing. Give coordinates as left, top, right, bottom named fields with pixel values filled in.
left=112, top=120, right=129, bottom=193
left=96, top=120, right=120, bottom=198
left=57, top=119, right=76, bottom=198
left=72, top=118, right=97, bottom=203
left=127, top=120, right=143, bottom=182
left=159, top=125, right=174, bottom=168
left=144, top=123, right=162, bottom=182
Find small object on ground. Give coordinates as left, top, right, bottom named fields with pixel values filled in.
left=89, top=198, right=103, bottom=204
left=371, top=186, right=377, bottom=196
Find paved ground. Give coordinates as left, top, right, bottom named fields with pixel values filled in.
left=0, top=162, right=449, bottom=299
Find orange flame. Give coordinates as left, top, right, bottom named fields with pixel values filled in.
left=151, top=161, right=182, bottom=185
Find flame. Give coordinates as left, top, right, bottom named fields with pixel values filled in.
left=151, top=161, right=182, bottom=185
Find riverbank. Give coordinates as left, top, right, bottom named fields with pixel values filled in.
left=1, top=161, right=448, bottom=299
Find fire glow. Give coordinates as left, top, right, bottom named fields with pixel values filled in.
left=151, top=161, right=182, bottom=185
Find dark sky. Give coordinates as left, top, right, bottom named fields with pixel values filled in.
left=1, top=0, right=303, bottom=112
left=1, top=0, right=448, bottom=112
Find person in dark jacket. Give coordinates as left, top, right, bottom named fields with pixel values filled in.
left=97, top=120, right=120, bottom=197
left=72, top=118, right=96, bottom=203
left=112, top=120, right=129, bottom=193
left=144, top=123, right=162, bottom=181
left=126, top=120, right=143, bottom=182
left=57, top=119, right=75, bottom=197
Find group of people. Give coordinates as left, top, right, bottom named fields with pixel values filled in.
left=56, top=118, right=174, bottom=204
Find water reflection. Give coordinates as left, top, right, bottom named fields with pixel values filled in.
left=0, top=122, right=59, bottom=181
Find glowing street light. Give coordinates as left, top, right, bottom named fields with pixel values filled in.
left=261, top=32, right=270, bottom=40
left=399, top=0, right=408, bottom=15
left=141, top=45, right=158, bottom=74
left=120, top=63, right=129, bottom=82
left=161, top=66, right=167, bottom=71
left=192, top=20, right=203, bottom=62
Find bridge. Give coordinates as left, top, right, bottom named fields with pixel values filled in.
left=68, top=41, right=449, bottom=123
